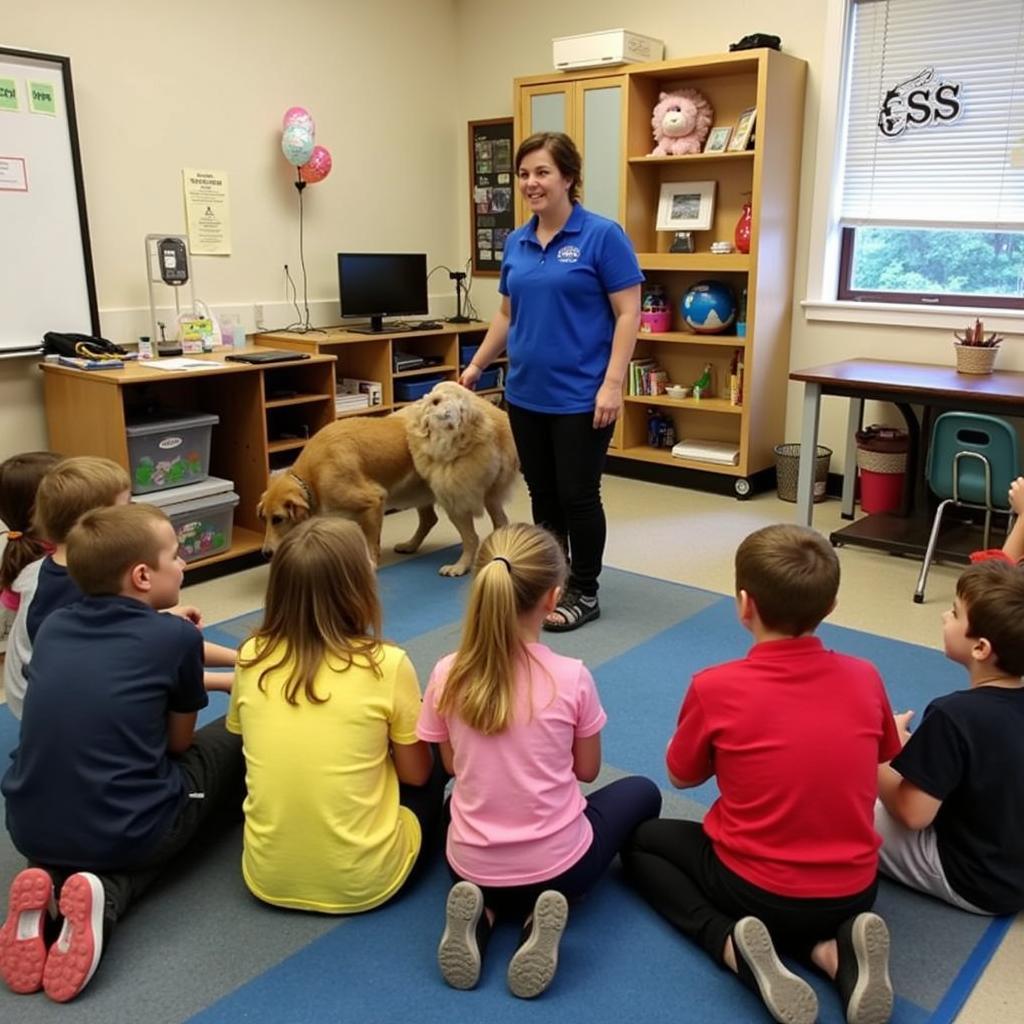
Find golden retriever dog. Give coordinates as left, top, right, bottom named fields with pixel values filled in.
left=257, top=414, right=438, bottom=564
left=405, top=381, right=519, bottom=576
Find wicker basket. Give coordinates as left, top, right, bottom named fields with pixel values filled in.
left=954, top=343, right=998, bottom=375
left=774, top=443, right=831, bottom=503
left=855, top=448, right=907, bottom=474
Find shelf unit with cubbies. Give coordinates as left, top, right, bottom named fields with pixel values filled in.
left=515, top=50, right=806, bottom=495
left=619, top=50, right=805, bottom=495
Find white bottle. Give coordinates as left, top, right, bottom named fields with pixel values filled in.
left=138, top=335, right=154, bottom=361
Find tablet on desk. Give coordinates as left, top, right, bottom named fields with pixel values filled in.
left=225, top=350, right=310, bottom=364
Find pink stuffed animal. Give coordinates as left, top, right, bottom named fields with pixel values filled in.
left=650, top=89, right=714, bottom=156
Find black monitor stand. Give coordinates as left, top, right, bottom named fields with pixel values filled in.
left=447, top=272, right=472, bottom=324
left=348, top=315, right=411, bottom=335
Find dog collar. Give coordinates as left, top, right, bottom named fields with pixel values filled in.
left=289, top=472, right=316, bottom=513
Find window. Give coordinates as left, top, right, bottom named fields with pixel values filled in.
left=833, top=0, right=1024, bottom=310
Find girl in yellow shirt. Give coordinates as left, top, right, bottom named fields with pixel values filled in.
left=227, top=518, right=443, bottom=913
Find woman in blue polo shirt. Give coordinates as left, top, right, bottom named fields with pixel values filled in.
left=460, top=132, right=642, bottom=631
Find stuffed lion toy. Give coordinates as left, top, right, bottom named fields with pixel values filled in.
left=650, top=89, right=714, bottom=156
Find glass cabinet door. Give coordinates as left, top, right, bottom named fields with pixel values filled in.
left=577, top=77, right=623, bottom=221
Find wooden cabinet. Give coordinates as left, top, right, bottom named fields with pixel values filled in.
left=259, top=323, right=501, bottom=428
left=515, top=50, right=806, bottom=496
left=515, top=72, right=625, bottom=222
left=41, top=350, right=336, bottom=570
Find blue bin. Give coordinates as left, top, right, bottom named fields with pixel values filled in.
left=393, top=374, right=447, bottom=402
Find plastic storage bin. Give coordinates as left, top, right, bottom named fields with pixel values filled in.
left=139, top=477, right=239, bottom=563
left=125, top=411, right=219, bottom=495
left=477, top=367, right=501, bottom=390
left=774, top=443, right=832, bottom=503
left=394, top=375, right=446, bottom=402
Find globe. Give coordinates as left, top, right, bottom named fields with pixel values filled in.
left=682, top=280, right=737, bottom=334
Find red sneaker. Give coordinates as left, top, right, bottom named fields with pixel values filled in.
left=0, top=867, right=54, bottom=994
left=42, top=872, right=105, bottom=1003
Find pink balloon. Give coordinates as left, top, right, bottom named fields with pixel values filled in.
left=282, top=106, right=314, bottom=131
left=299, top=146, right=332, bottom=184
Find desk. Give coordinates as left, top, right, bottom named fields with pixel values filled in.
left=41, top=349, right=336, bottom=571
left=789, top=359, right=1024, bottom=551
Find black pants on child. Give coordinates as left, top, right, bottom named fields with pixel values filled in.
left=451, top=775, right=662, bottom=920
left=397, top=751, right=450, bottom=892
left=621, top=819, right=878, bottom=965
left=506, top=403, right=615, bottom=596
left=34, top=717, right=245, bottom=929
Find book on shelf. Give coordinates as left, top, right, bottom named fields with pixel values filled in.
left=628, top=358, right=666, bottom=396
left=335, top=393, right=371, bottom=412
left=340, top=378, right=383, bottom=405
left=671, top=438, right=740, bottom=466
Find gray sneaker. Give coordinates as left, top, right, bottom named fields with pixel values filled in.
left=835, top=913, right=893, bottom=1024
left=506, top=890, right=569, bottom=999
left=732, top=916, right=819, bottom=1024
left=437, top=882, right=488, bottom=990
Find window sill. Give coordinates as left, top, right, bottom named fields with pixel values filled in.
left=801, top=299, right=1024, bottom=335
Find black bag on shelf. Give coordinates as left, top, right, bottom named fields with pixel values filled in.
left=729, top=33, right=782, bottom=52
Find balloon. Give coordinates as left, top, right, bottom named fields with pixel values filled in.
left=299, top=146, right=332, bottom=184
left=281, top=123, right=314, bottom=166
left=282, top=106, right=314, bottom=132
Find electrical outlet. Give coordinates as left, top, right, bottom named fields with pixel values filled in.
left=253, top=304, right=265, bottom=329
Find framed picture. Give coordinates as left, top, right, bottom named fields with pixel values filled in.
left=728, top=107, right=757, bottom=152
left=656, top=180, right=716, bottom=232
left=704, top=126, right=733, bottom=154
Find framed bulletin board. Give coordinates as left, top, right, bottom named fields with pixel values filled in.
left=469, top=118, right=514, bottom=277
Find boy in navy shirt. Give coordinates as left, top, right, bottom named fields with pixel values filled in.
left=876, top=560, right=1024, bottom=915
left=0, top=503, right=244, bottom=1002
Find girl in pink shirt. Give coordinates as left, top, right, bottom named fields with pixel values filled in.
left=417, top=523, right=660, bottom=998
left=0, top=453, right=60, bottom=650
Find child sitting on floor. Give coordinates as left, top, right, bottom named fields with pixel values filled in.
left=0, top=503, right=245, bottom=1002
left=0, top=452, right=61, bottom=653
left=228, top=517, right=445, bottom=913
left=417, top=523, right=661, bottom=999
left=876, top=559, right=1024, bottom=916
left=622, top=524, right=900, bottom=1024
left=3, top=455, right=234, bottom=717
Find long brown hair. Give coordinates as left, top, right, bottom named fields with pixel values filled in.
left=240, top=518, right=384, bottom=705
left=437, top=523, right=566, bottom=735
left=0, top=451, right=61, bottom=591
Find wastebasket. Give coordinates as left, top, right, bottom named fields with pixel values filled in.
left=774, top=443, right=831, bottom=503
left=856, top=425, right=909, bottom=514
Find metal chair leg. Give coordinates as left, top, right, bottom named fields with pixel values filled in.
left=914, top=498, right=954, bottom=603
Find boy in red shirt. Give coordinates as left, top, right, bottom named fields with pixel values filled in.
left=623, top=524, right=900, bottom=1024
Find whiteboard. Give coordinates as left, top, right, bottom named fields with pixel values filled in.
left=0, top=47, right=98, bottom=353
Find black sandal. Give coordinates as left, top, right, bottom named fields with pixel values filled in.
left=543, top=589, right=600, bottom=633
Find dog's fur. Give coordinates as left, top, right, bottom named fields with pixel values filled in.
left=257, top=385, right=517, bottom=575
left=405, top=382, right=519, bottom=575
left=257, top=415, right=436, bottom=563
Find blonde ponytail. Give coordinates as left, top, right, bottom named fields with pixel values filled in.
left=438, top=524, right=566, bottom=734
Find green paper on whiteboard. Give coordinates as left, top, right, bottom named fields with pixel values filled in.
left=0, top=78, right=18, bottom=111
left=28, top=80, right=56, bottom=115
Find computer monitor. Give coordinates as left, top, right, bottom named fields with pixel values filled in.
left=337, top=252, right=428, bottom=333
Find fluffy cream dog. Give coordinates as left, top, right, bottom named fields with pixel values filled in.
left=256, top=415, right=438, bottom=564
left=405, top=381, right=519, bottom=576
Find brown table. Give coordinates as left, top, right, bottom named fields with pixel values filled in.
left=788, top=359, right=1024, bottom=556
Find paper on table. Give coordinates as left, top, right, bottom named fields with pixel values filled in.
left=146, top=358, right=226, bottom=372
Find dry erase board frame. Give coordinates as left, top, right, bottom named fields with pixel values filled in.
left=468, top=118, right=514, bottom=277
left=0, top=47, right=99, bottom=353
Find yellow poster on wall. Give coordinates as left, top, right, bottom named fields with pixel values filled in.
left=182, top=168, right=231, bottom=255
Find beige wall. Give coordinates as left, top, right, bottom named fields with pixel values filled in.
left=6, top=2, right=1007, bottom=471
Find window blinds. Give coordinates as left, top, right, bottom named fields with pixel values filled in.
left=840, top=0, right=1024, bottom=228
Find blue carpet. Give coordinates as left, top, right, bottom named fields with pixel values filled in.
left=0, top=549, right=1013, bottom=1023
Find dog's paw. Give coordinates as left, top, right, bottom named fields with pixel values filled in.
left=438, top=562, right=471, bottom=577
left=394, top=540, right=419, bottom=554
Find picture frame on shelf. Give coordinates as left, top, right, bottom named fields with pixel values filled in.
left=728, top=107, right=757, bottom=151
left=704, top=126, right=733, bottom=153
left=656, top=180, right=716, bottom=232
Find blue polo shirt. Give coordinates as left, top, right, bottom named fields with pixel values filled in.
left=2, top=595, right=208, bottom=870
left=26, top=556, right=82, bottom=643
left=499, top=203, right=643, bottom=414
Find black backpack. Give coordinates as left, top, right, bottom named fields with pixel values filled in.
left=43, top=331, right=127, bottom=360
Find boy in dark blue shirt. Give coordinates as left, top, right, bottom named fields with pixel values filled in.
left=877, top=560, right=1024, bottom=915
left=0, top=503, right=244, bottom=1003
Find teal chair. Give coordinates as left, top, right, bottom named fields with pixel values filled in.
left=914, top=412, right=1019, bottom=602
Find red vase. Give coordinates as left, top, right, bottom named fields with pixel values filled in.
left=734, top=201, right=752, bottom=254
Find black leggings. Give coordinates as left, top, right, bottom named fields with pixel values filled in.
left=397, top=750, right=450, bottom=889
left=621, top=819, right=878, bottom=965
left=506, top=403, right=615, bottom=596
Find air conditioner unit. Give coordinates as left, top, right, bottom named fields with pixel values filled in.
left=552, top=29, right=664, bottom=71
